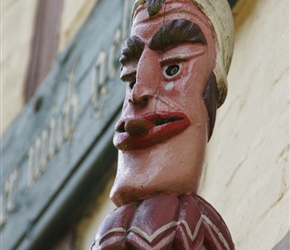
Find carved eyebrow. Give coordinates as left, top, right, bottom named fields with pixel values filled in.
left=160, top=49, right=204, bottom=63
left=119, top=36, right=145, bottom=66
left=149, top=19, right=207, bottom=51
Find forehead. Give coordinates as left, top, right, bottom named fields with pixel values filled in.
left=132, top=0, right=213, bottom=41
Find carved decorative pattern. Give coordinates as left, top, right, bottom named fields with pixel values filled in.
left=92, top=195, right=235, bottom=249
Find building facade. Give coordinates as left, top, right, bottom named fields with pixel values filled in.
left=1, top=0, right=289, bottom=249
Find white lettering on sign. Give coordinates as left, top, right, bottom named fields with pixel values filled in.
left=27, top=63, right=79, bottom=187
left=122, top=0, right=130, bottom=41
left=48, top=118, right=57, bottom=159
left=1, top=0, right=131, bottom=221
left=40, top=130, right=49, bottom=172
left=91, top=51, right=108, bottom=119
left=90, top=0, right=129, bottom=119
left=90, top=29, right=123, bottom=119
left=109, top=29, right=122, bottom=80
left=0, top=168, right=19, bottom=228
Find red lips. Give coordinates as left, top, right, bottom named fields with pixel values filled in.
left=113, top=111, right=190, bottom=151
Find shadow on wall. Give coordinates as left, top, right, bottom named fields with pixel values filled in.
left=232, top=0, right=258, bottom=28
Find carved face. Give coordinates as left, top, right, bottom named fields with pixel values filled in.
left=111, top=0, right=216, bottom=206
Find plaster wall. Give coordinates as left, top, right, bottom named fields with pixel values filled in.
left=2, top=0, right=289, bottom=248
left=200, top=0, right=289, bottom=248
left=1, top=0, right=38, bottom=136
left=74, top=177, right=116, bottom=250
left=58, top=0, right=99, bottom=51
left=73, top=0, right=289, bottom=249
left=1, top=0, right=98, bottom=136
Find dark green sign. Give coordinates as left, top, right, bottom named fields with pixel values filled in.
left=1, top=1, right=133, bottom=249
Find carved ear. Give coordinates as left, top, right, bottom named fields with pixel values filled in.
left=145, top=0, right=165, bottom=16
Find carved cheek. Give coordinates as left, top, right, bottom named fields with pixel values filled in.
left=165, top=81, right=175, bottom=91
left=121, top=92, right=132, bottom=111
left=173, top=74, right=192, bottom=93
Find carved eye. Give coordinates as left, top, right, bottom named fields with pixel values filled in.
left=164, top=64, right=180, bottom=78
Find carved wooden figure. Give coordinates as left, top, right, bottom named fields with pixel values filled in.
left=92, top=0, right=235, bottom=249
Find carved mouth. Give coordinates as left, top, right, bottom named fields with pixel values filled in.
left=116, top=116, right=184, bottom=134
left=154, top=116, right=184, bottom=126
left=113, top=112, right=190, bottom=151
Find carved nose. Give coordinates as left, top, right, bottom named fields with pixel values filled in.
left=129, top=95, right=150, bottom=107
left=129, top=50, right=158, bottom=107
left=129, top=82, right=154, bottom=107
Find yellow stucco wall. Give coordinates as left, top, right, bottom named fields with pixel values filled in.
left=2, top=0, right=289, bottom=248
left=1, top=0, right=38, bottom=136
left=1, top=0, right=98, bottom=136
left=58, top=0, right=99, bottom=51
left=74, top=177, right=116, bottom=250
left=201, top=0, right=289, bottom=248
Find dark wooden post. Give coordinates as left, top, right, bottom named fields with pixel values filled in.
left=24, top=0, right=64, bottom=102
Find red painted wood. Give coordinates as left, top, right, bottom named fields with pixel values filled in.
left=93, top=0, right=235, bottom=249
left=92, top=195, right=234, bottom=249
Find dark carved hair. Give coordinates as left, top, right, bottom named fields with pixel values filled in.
left=149, top=19, right=207, bottom=50
left=145, top=0, right=166, bottom=16
left=203, top=73, right=218, bottom=141
left=120, top=36, right=145, bottom=65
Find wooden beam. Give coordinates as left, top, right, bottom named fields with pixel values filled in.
left=24, top=0, right=64, bottom=102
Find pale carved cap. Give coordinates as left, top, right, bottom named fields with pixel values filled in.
left=132, top=0, right=234, bottom=107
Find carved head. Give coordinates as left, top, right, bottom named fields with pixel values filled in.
left=110, top=0, right=234, bottom=206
